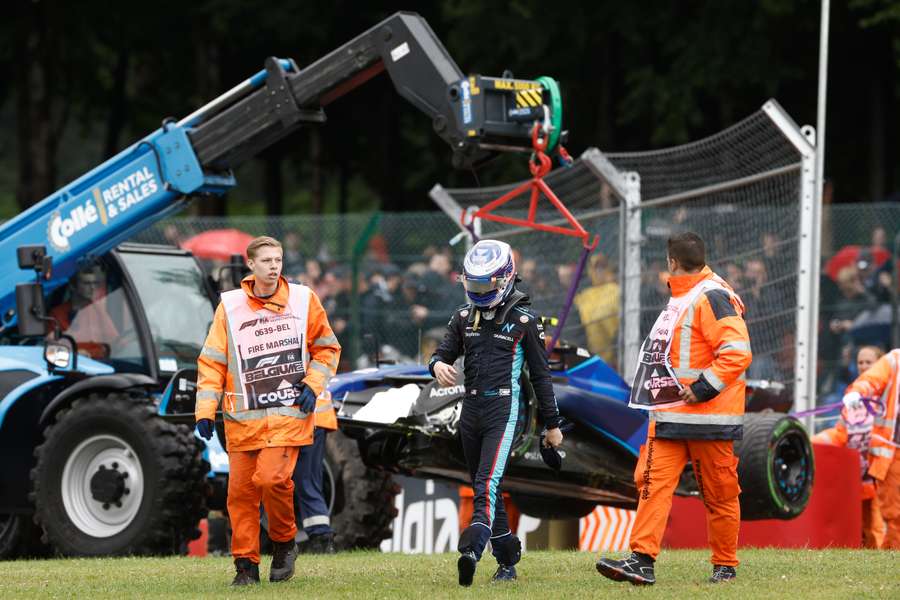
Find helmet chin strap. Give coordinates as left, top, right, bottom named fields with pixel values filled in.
left=471, top=280, right=521, bottom=330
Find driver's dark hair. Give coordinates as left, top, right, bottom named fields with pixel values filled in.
left=74, top=262, right=103, bottom=281
left=667, top=232, right=706, bottom=272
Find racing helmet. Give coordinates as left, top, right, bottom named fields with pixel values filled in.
left=462, top=240, right=516, bottom=308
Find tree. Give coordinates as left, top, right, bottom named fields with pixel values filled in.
left=2, top=1, right=899, bottom=215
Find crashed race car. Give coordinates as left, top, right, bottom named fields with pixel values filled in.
left=333, top=340, right=814, bottom=521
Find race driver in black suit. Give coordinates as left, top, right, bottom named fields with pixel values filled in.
left=429, top=239, right=563, bottom=586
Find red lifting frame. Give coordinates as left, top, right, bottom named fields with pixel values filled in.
left=460, top=124, right=600, bottom=350
left=463, top=125, right=599, bottom=251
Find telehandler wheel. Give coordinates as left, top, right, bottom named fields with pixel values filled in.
left=328, top=431, right=400, bottom=550
left=0, top=513, right=47, bottom=559
left=31, top=393, right=209, bottom=556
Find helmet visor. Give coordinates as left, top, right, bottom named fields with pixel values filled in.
left=462, top=274, right=511, bottom=294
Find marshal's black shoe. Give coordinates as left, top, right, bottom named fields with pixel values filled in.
left=269, top=540, right=298, bottom=582
left=457, top=551, right=477, bottom=586
left=595, top=552, right=656, bottom=586
left=231, top=558, right=260, bottom=586
left=709, top=565, right=736, bottom=583
left=299, top=532, right=336, bottom=554
left=491, top=564, right=517, bottom=582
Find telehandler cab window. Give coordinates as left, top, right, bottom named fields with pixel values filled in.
left=48, top=265, right=146, bottom=372
left=118, top=252, right=215, bottom=373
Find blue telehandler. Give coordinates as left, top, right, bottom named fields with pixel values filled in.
left=0, top=12, right=569, bottom=557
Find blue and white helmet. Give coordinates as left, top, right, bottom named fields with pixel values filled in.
left=462, top=240, right=516, bottom=308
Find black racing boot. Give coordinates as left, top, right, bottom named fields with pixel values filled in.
left=595, top=552, right=656, bottom=585
left=299, top=532, right=336, bottom=554
left=231, top=558, right=260, bottom=586
left=457, top=551, right=477, bottom=586
left=709, top=565, right=737, bottom=583
left=269, top=540, right=298, bottom=583
left=491, top=564, right=517, bottom=582
left=490, top=533, right=521, bottom=583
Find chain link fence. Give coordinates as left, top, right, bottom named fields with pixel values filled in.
left=115, top=101, right=900, bottom=426
left=430, top=150, right=628, bottom=369
left=129, top=200, right=900, bottom=411
left=125, top=101, right=833, bottom=411
left=430, top=100, right=816, bottom=402
left=131, top=212, right=468, bottom=367
left=607, top=102, right=809, bottom=387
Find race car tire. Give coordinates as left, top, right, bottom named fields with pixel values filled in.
left=735, top=411, right=814, bottom=520
left=509, top=493, right=597, bottom=520
left=31, top=393, right=209, bottom=556
left=328, top=431, right=400, bottom=550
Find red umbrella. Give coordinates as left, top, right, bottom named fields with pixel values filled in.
left=181, top=229, right=255, bottom=261
left=824, top=245, right=890, bottom=281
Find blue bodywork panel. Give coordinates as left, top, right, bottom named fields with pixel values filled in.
left=560, top=356, right=648, bottom=453
left=328, top=364, right=432, bottom=394
left=0, top=347, right=113, bottom=430
left=201, top=430, right=229, bottom=478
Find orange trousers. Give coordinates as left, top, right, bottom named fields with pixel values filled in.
left=228, top=446, right=300, bottom=564
left=629, top=437, right=740, bottom=566
left=876, top=455, right=900, bottom=549
left=862, top=497, right=885, bottom=549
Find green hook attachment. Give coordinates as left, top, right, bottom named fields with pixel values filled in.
left=536, top=76, right=563, bottom=153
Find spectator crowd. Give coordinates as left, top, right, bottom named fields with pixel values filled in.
left=281, top=235, right=625, bottom=372
left=158, top=215, right=900, bottom=415
left=637, top=221, right=900, bottom=419
left=281, top=237, right=463, bottom=370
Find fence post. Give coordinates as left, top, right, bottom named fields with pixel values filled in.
left=581, top=148, right=639, bottom=374
left=350, top=212, right=381, bottom=364
left=763, top=101, right=819, bottom=430
left=621, top=172, right=642, bottom=379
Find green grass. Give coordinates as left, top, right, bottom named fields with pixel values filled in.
left=3, top=549, right=898, bottom=599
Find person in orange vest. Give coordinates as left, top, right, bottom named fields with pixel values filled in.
left=196, top=236, right=340, bottom=586
left=814, top=345, right=886, bottom=548
left=842, top=346, right=900, bottom=550
left=597, top=232, right=752, bottom=585
left=292, top=389, right=339, bottom=553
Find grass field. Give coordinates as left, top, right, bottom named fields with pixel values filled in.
left=3, top=549, right=898, bottom=599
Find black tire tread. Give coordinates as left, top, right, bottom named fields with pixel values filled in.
left=327, top=431, right=399, bottom=550
left=0, top=514, right=48, bottom=559
left=735, top=412, right=813, bottom=520
left=30, top=393, right=209, bottom=556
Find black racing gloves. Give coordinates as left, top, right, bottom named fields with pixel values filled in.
left=292, top=382, right=318, bottom=414
left=196, top=419, right=214, bottom=440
